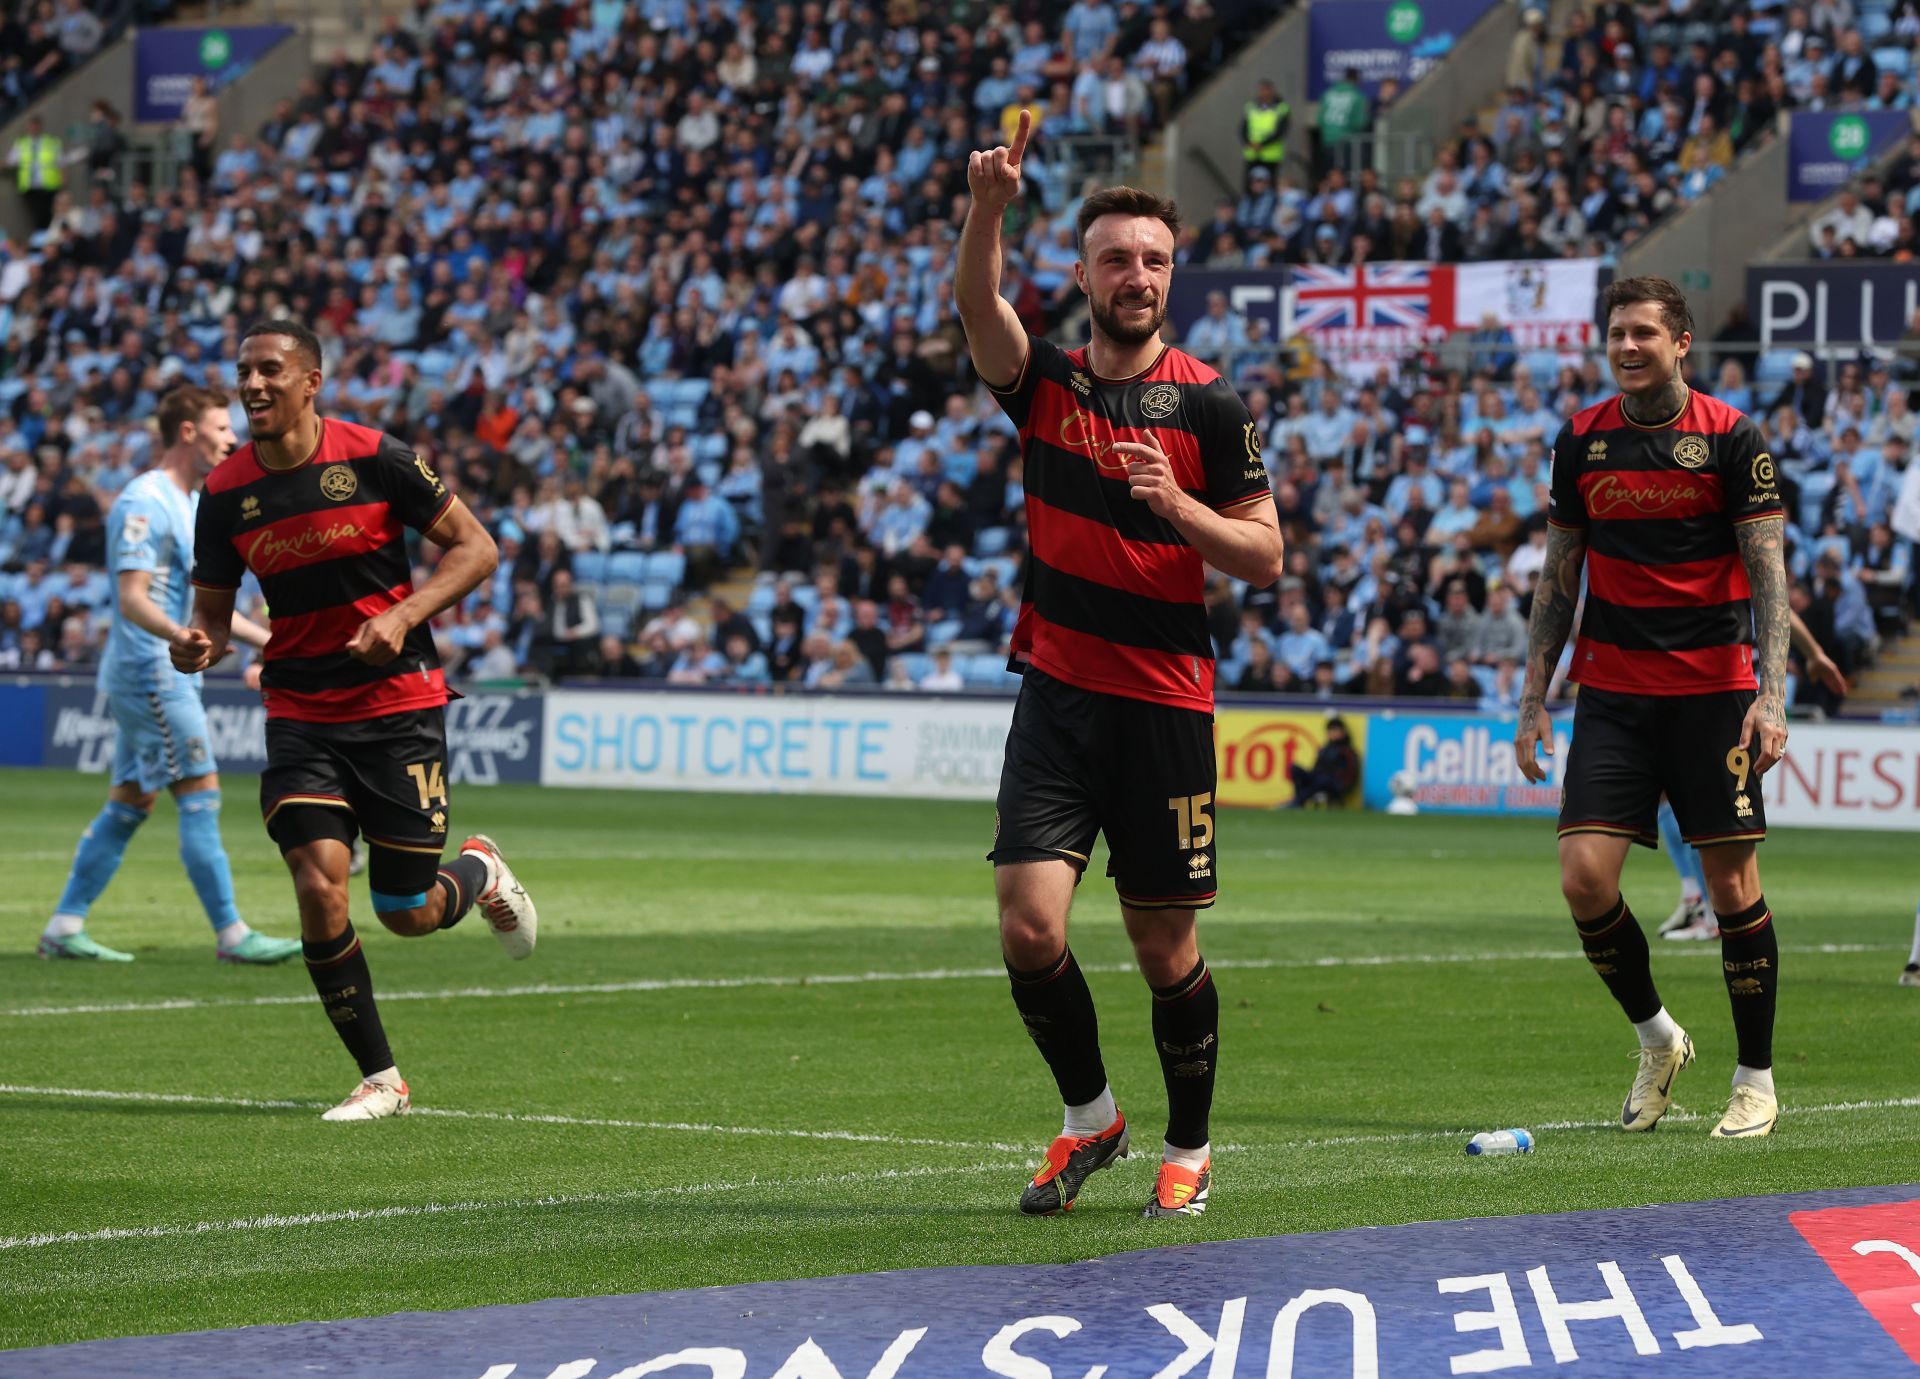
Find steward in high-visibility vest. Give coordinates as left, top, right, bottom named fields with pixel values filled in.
left=11, top=122, right=62, bottom=192
left=1242, top=80, right=1290, bottom=172
left=8, top=117, right=64, bottom=230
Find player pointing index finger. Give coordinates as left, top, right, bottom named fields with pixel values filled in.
left=1008, top=107, right=1031, bottom=167
left=954, top=172, right=1285, bottom=1222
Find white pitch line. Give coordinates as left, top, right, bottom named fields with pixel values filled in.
left=2, top=1081, right=1916, bottom=1164
left=0, top=943, right=1886, bottom=1020
left=0, top=1084, right=1032, bottom=1154
left=0, top=1160, right=1027, bottom=1254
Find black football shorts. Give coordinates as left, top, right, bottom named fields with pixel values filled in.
left=1559, top=685, right=1768, bottom=848
left=990, top=668, right=1219, bottom=909
left=262, top=707, right=453, bottom=911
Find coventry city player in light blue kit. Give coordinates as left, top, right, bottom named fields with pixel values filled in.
left=40, top=386, right=300, bottom=963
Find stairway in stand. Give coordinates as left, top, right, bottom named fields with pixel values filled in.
left=1841, top=632, right=1920, bottom=718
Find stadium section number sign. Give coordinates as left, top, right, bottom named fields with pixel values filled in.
left=1306, top=0, right=1500, bottom=98
left=11, top=1185, right=1919, bottom=1377
left=132, top=25, right=295, bottom=121
left=1787, top=112, right=1909, bottom=201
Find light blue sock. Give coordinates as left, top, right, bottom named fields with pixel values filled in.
left=1656, top=800, right=1705, bottom=897
left=177, top=789, right=244, bottom=935
left=54, top=801, right=149, bottom=919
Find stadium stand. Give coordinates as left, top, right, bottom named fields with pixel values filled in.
left=0, top=0, right=1910, bottom=715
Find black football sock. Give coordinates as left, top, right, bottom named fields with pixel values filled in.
left=303, top=925, right=394, bottom=1077
left=1006, top=947, right=1109, bottom=1109
left=433, top=854, right=490, bottom=930
left=1716, top=897, right=1778, bottom=1070
left=1152, top=956, right=1218, bottom=1151
left=1575, top=895, right=1662, bottom=1023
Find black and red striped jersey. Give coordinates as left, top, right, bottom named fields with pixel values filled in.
left=986, top=333, right=1273, bottom=712
left=1548, top=390, right=1784, bottom=696
left=191, top=419, right=457, bottom=723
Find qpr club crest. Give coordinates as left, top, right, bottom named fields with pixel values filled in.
left=319, top=464, right=358, bottom=501
left=1140, top=383, right=1181, bottom=420
left=1672, top=434, right=1710, bottom=470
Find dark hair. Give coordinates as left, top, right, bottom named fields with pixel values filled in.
left=155, top=385, right=229, bottom=446
left=1601, top=276, right=1693, bottom=341
left=241, top=317, right=324, bottom=372
left=1075, top=185, right=1182, bottom=257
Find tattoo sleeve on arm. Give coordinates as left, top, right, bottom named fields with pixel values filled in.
left=1735, top=515, right=1790, bottom=720
left=1520, top=524, right=1587, bottom=712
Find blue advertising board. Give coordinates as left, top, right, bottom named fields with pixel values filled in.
left=1308, top=0, right=1501, bottom=99
left=133, top=25, right=294, bottom=122
left=1362, top=710, right=1568, bottom=814
left=1749, top=262, right=1920, bottom=347
left=0, top=680, right=45, bottom=765
left=1787, top=111, right=1910, bottom=202
left=8, top=1184, right=1920, bottom=1376
left=35, top=680, right=540, bottom=785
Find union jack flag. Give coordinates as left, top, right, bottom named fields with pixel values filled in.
left=1288, top=263, right=1440, bottom=332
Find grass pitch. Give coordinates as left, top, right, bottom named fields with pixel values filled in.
left=1, top=767, right=1915, bottom=1350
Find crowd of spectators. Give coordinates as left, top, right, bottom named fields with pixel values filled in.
left=0, top=0, right=163, bottom=121
left=1181, top=333, right=1915, bottom=716
left=1212, top=0, right=1920, bottom=276
left=0, top=0, right=1268, bottom=692
left=0, top=0, right=1911, bottom=714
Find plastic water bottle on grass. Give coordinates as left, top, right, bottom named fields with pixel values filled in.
left=1465, top=1129, right=1533, bottom=1156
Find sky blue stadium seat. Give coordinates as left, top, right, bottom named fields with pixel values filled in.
left=1755, top=349, right=1800, bottom=385
left=574, top=550, right=608, bottom=583
left=1875, top=45, right=1911, bottom=75
left=600, top=583, right=640, bottom=628
left=897, top=652, right=934, bottom=683
left=646, top=551, right=686, bottom=586
left=674, top=378, right=710, bottom=407
left=607, top=551, right=647, bottom=585
left=974, top=526, right=1010, bottom=555
left=964, top=653, right=1017, bottom=687
left=644, top=380, right=677, bottom=406
left=696, top=460, right=722, bottom=487
left=750, top=611, right=772, bottom=643
left=790, top=585, right=819, bottom=613
left=926, top=620, right=962, bottom=647
left=1862, top=11, right=1893, bottom=39
left=641, top=578, right=677, bottom=610
left=694, top=433, right=728, bottom=462
left=746, top=582, right=776, bottom=614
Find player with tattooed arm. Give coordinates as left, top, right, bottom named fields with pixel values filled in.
left=1516, top=277, right=1790, bottom=1139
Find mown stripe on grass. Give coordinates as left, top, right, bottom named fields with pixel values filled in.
left=0, top=1083, right=1032, bottom=1153
left=0, top=1160, right=1027, bottom=1253
left=0, top=943, right=1885, bottom=1019
left=1, top=1082, right=1914, bottom=1178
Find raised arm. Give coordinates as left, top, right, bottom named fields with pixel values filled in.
left=1514, top=522, right=1588, bottom=782
left=955, top=109, right=1033, bottom=390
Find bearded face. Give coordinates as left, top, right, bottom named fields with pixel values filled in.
left=1077, top=214, right=1175, bottom=354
